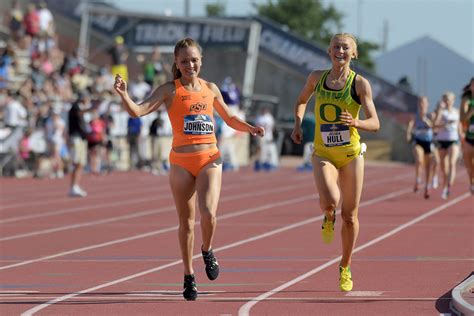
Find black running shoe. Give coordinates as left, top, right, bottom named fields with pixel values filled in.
left=202, top=248, right=219, bottom=280
left=183, top=274, right=197, bottom=301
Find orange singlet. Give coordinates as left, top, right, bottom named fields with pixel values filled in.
left=168, top=78, right=221, bottom=176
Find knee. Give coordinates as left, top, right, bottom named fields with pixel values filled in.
left=320, top=200, right=338, bottom=213
left=200, top=210, right=216, bottom=224
left=179, top=219, right=195, bottom=234
left=341, top=212, right=358, bottom=226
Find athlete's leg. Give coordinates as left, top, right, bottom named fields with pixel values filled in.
left=196, top=157, right=223, bottom=252
left=169, top=164, right=197, bottom=275
left=462, top=142, right=474, bottom=191
left=431, top=146, right=440, bottom=188
left=312, top=155, right=340, bottom=221
left=438, top=148, right=449, bottom=191
left=423, top=151, right=433, bottom=198
left=447, top=143, right=460, bottom=187
left=338, top=156, right=364, bottom=268
left=413, top=144, right=424, bottom=192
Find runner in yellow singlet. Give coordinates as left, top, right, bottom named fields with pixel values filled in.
left=291, top=33, right=380, bottom=292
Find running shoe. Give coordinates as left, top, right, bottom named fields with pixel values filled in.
left=202, top=248, right=219, bottom=280
left=69, top=185, right=87, bottom=197
left=441, top=187, right=449, bottom=200
left=321, top=210, right=336, bottom=244
left=183, top=274, right=198, bottom=301
left=432, top=175, right=439, bottom=189
left=424, top=188, right=430, bottom=199
left=339, top=266, right=353, bottom=292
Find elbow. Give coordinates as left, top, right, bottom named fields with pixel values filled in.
left=372, top=120, right=380, bottom=132
left=128, top=110, right=141, bottom=118
left=374, top=124, right=380, bottom=132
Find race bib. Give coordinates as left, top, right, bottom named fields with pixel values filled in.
left=321, top=124, right=350, bottom=147
left=183, top=114, right=214, bottom=135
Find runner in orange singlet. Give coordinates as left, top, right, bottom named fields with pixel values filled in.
left=114, top=38, right=265, bottom=301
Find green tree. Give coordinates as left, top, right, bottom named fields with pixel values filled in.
left=206, top=2, right=226, bottom=17
left=255, top=0, right=378, bottom=70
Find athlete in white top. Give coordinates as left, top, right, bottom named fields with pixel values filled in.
left=433, top=91, right=462, bottom=199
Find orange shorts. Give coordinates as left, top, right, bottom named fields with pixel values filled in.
left=169, top=147, right=221, bottom=177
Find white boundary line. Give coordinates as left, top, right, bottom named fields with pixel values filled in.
left=238, top=192, right=471, bottom=316
left=1, top=173, right=411, bottom=270
left=0, top=172, right=309, bottom=223
left=20, top=188, right=413, bottom=315
left=0, top=182, right=309, bottom=241
left=0, top=190, right=315, bottom=271
left=0, top=171, right=296, bottom=211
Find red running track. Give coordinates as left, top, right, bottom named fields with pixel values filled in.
left=0, top=162, right=472, bottom=316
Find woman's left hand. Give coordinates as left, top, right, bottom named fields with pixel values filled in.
left=339, top=109, right=358, bottom=127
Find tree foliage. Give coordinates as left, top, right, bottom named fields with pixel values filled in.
left=254, top=0, right=379, bottom=70
left=206, top=2, right=226, bottom=17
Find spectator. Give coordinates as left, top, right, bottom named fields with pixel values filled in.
left=220, top=76, right=241, bottom=107
left=8, top=0, right=24, bottom=41
left=37, top=1, right=54, bottom=38
left=23, top=3, right=40, bottom=38
left=130, top=74, right=151, bottom=101
left=45, top=106, right=66, bottom=178
left=127, top=116, right=142, bottom=170
left=254, top=106, right=279, bottom=171
left=297, top=112, right=316, bottom=171
left=4, top=90, right=28, bottom=129
left=87, top=107, right=106, bottom=174
left=109, top=35, right=129, bottom=82
left=149, top=109, right=170, bottom=175
left=68, top=93, right=91, bottom=197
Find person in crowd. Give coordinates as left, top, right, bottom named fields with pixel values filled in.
left=255, top=106, right=279, bottom=171
left=139, top=47, right=170, bottom=88
left=109, top=35, right=129, bottom=82
left=87, top=107, right=106, bottom=174
left=126, top=115, right=142, bottom=170
left=45, top=106, right=66, bottom=178
left=114, top=37, right=264, bottom=301
left=68, top=93, right=92, bottom=197
left=406, top=96, right=434, bottom=198
left=296, top=112, right=316, bottom=171
left=291, top=33, right=379, bottom=292
left=149, top=109, right=172, bottom=175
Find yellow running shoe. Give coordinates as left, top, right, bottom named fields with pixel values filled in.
left=321, top=210, right=336, bottom=244
left=339, top=266, right=353, bottom=292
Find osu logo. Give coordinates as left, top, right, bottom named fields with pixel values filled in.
left=190, top=102, right=207, bottom=112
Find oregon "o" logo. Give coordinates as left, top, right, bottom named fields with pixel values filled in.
left=319, top=103, right=341, bottom=122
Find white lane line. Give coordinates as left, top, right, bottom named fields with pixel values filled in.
left=238, top=192, right=471, bottom=316
left=0, top=170, right=301, bottom=209
left=20, top=188, right=412, bottom=316
left=0, top=174, right=307, bottom=224
left=0, top=182, right=309, bottom=241
left=2, top=296, right=448, bottom=301
left=1, top=173, right=411, bottom=270
left=0, top=190, right=313, bottom=271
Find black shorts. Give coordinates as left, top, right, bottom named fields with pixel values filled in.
left=414, top=139, right=433, bottom=154
left=465, top=138, right=474, bottom=146
left=437, top=140, right=458, bottom=150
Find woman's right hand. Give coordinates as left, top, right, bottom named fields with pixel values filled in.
left=291, top=126, right=303, bottom=144
left=114, top=74, right=127, bottom=98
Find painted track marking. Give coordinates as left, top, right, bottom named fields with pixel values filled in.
left=20, top=188, right=412, bottom=315
left=238, top=192, right=471, bottom=316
